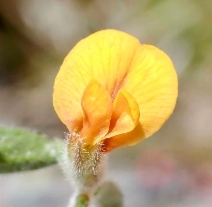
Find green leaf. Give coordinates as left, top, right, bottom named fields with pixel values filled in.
left=95, top=181, right=123, bottom=207
left=0, top=127, right=63, bottom=173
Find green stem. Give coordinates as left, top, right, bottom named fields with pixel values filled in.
left=72, top=194, right=89, bottom=207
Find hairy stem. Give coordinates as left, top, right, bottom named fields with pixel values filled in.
left=60, top=132, right=107, bottom=207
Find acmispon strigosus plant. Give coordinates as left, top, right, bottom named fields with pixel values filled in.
left=53, top=29, right=178, bottom=206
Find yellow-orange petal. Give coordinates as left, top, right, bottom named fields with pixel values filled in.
left=53, top=61, right=84, bottom=132
left=106, top=44, right=178, bottom=150
left=105, top=89, right=140, bottom=138
left=53, top=30, right=140, bottom=133
left=80, top=79, right=112, bottom=144
left=53, top=29, right=178, bottom=150
left=123, top=45, right=178, bottom=138
left=104, top=124, right=144, bottom=152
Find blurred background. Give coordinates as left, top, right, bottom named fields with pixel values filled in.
left=0, top=0, right=212, bottom=206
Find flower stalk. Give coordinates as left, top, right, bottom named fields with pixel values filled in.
left=69, top=194, right=89, bottom=207
left=62, top=132, right=107, bottom=207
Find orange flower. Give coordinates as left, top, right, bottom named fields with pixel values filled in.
left=53, top=29, right=178, bottom=152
